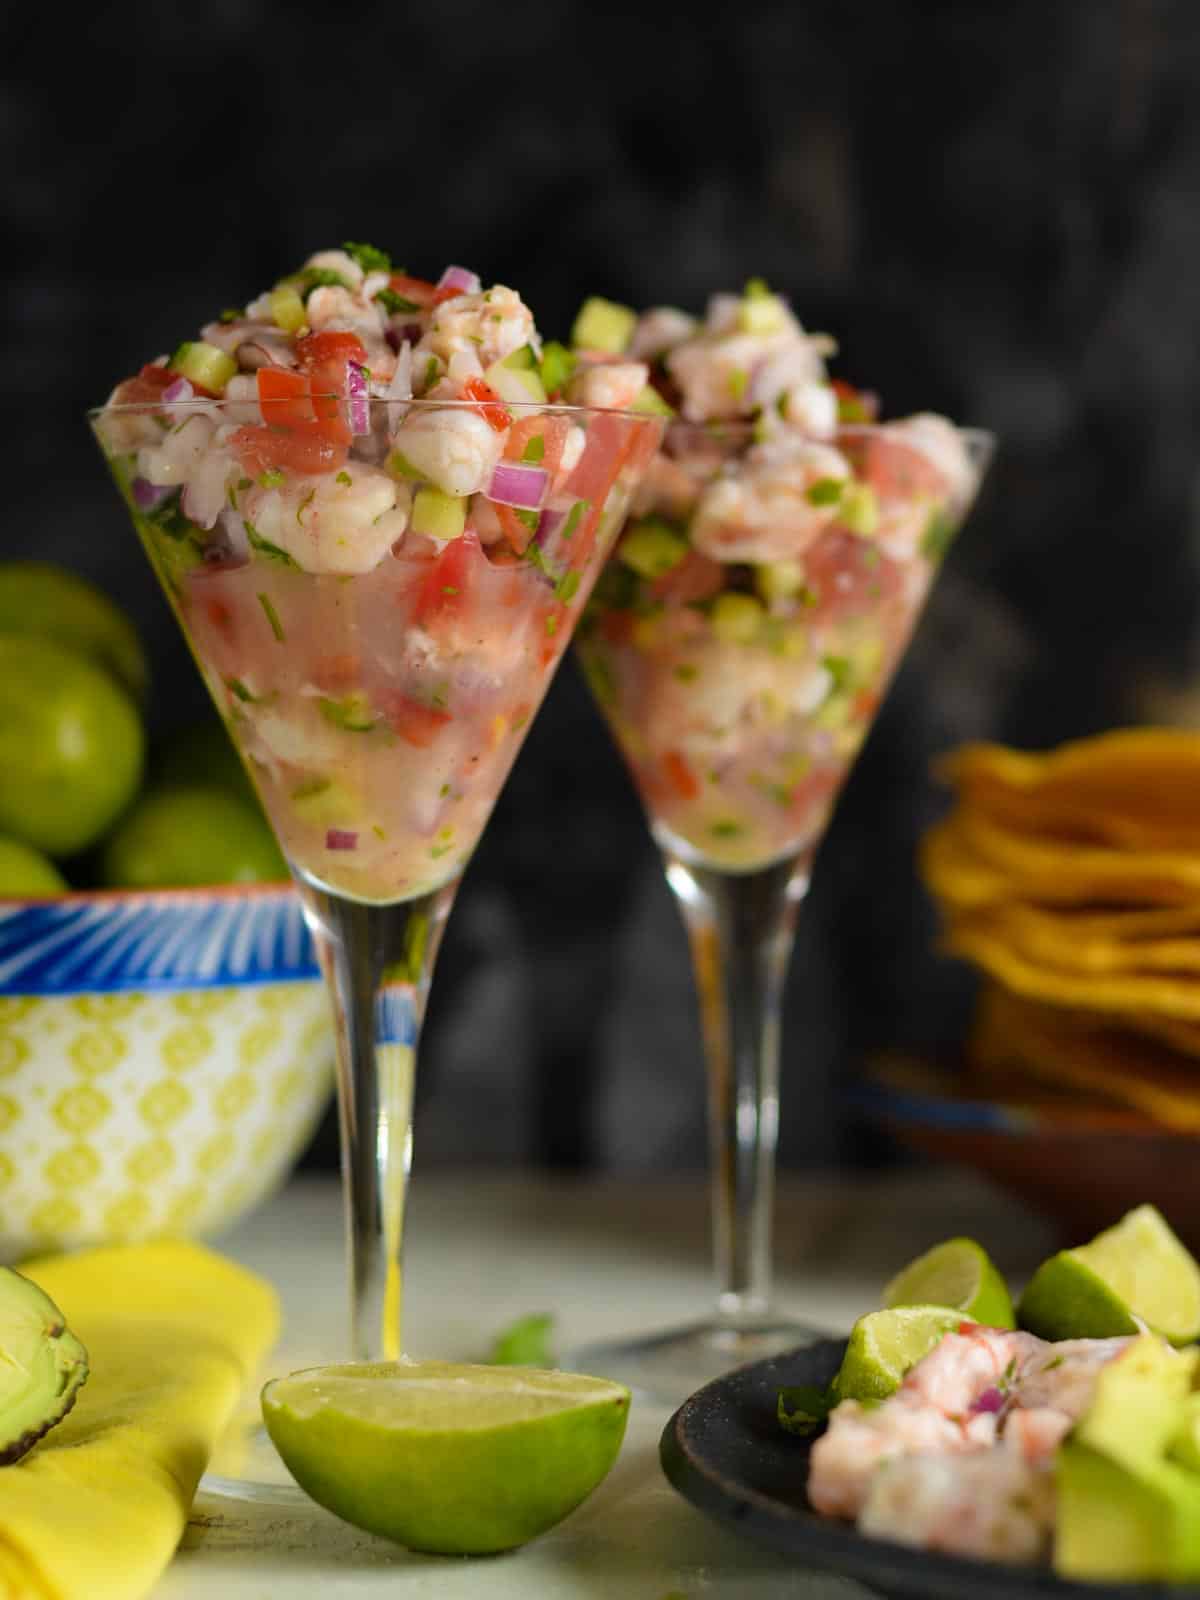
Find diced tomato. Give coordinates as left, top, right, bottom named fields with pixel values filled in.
left=114, top=363, right=187, bottom=407
left=663, top=750, right=700, bottom=801
left=494, top=503, right=538, bottom=556
left=389, top=274, right=438, bottom=308
left=563, top=412, right=639, bottom=567
left=840, top=429, right=946, bottom=501
left=462, top=377, right=509, bottom=433
left=295, top=331, right=369, bottom=422
left=503, top=415, right=571, bottom=482
left=853, top=687, right=881, bottom=720
left=205, top=598, right=236, bottom=638
left=257, top=367, right=317, bottom=426
left=831, top=379, right=880, bottom=424
left=650, top=550, right=724, bottom=606
left=802, top=529, right=903, bottom=623
left=231, top=424, right=349, bottom=477
left=312, top=653, right=363, bottom=693
left=377, top=691, right=452, bottom=748
left=413, top=532, right=482, bottom=626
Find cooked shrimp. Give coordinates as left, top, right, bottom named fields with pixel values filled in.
left=1013, top=1337, right=1132, bottom=1421
left=897, top=1324, right=1042, bottom=1413
left=808, top=1399, right=985, bottom=1520
left=391, top=406, right=504, bottom=497
left=859, top=1449, right=1055, bottom=1564
left=136, top=414, right=217, bottom=488
left=238, top=466, right=410, bottom=576
left=422, top=286, right=535, bottom=369
left=630, top=307, right=697, bottom=360
left=689, top=437, right=851, bottom=563
left=565, top=360, right=649, bottom=411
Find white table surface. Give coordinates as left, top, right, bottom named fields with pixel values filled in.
left=157, top=1169, right=1061, bottom=1599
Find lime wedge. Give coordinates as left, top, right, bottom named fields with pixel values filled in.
left=1018, top=1205, right=1200, bottom=1345
left=882, top=1237, right=1015, bottom=1329
left=835, top=1306, right=964, bottom=1403
left=261, top=1361, right=630, bottom=1554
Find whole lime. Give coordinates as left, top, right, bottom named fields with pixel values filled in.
left=0, top=636, right=144, bottom=857
left=0, top=563, right=148, bottom=701
left=0, top=838, right=68, bottom=896
left=101, top=786, right=287, bottom=888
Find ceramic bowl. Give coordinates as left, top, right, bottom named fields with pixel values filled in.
left=852, top=1054, right=1200, bottom=1251
left=0, top=884, right=333, bottom=1259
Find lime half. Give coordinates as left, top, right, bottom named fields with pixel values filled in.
left=882, top=1237, right=1015, bottom=1329
left=1018, top=1205, right=1200, bottom=1345
left=262, top=1361, right=630, bottom=1554
left=836, top=1306, right=963, bottom=1403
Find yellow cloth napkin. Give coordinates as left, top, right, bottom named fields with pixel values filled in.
left=0, top=1240, right=280, bottom=1600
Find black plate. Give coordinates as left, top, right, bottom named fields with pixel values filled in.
left=660, top=1338, right=1200, bottom=1600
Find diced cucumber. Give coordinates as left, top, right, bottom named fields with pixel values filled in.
left=630, top=384, right=676, bottom=418
left=710, top=593, right=766, bottom=644
left=169, top=341, right=238, bottom=394
left=501, top=345, right=538, bottom=372
left=269, top=286, right=307, bottom=334
left=411, top=487, right=468, bottom=543
left=291, top=777, right=363, bottom=826
left=840, top=482, right=879, bottom=537
left=570, top=297, right=637, bottom=355
left=484, top=358, right=547, bottom=406
left=738, top=289, right=791, bottom=338
left=618, top=518, right=689, bottom=580
left=755, top=560, right=807, bottom=604
left=538, top=341, right=577, bottom=395
left=386, top=451, right=424, bottom=481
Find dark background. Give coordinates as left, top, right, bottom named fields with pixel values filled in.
left=6, top=0, right=1200, bottom=1175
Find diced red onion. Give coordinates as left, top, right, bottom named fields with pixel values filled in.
left=182, top=450, right=235, bottom=531
left=346, top=361, right=370, bottom=435
left=437, top=264, right=481, bottom=297
left=161, top=377, right=193, bottom=405
left=488, top=462, right=549, bottom=510
left=535, top=507, right=565, bottom=544
left=325, top=829, right=358, bottom=851
left=970, top=1387, right=1005, bottom=1415
left=132, top=476, right=170, bottom=511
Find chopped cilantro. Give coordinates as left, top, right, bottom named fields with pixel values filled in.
left=805, top=476, right=844, bottom=507
left=555, top=569, right=581, bottom=605
left=522, top=434, right=546, bottom=464
left=245, top=521, right=298, bottom=567
left=744, top=276, right=772, bottom=300
left=439, top=783, right=451, bottom=797
left=297, top=489, right=316, bottom=526
left=226, top=677, right=258, bottom=703
left=778, top=1382, right=836, bottom=1436
left=920, top=507, right=958, bottom=561
left=561, top=499, right=589, bottom=541
left=674, top=663, right=698, bottom=682
left=318, top=695, right=377, bottom=733
left=336, top=470, right=352, bottom=486
left=489, top=1312, right=556, bottom=1368
left=430, top=842, right=454, bottom=859
left=342, top=240, right=391, bottom=274
left=513, top=507, right=540, bottom=535
left=727, top=368, right=749, bottom=401
left=142, top=491, right=194, bottom=542
left=422, top=356, right=439, bottom=391
left=545, top=612, right=559, bottom=637
left=375, top=287, right=420, bottom=316
left=293, top=266, right=351, bottom=298
left=257, top=592, right=286, bottom=642
left=218, top=307, right=243, bottom=323
left=258, top=468, right=285, bottom=489
left=822, top=654, right=852, bottom=692
left=441, top=585, right=459, bottom=596
left=711, top=819, right=743, bottom=838
left=237, top=477, right=253, bottom=491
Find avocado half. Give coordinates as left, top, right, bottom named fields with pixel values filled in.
left=0, top=1267, right=88, bottom=1463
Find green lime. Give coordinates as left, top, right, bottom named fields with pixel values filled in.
left=101, top=786, right=286, bottom=888
left=153, top=720, right=258, bottom=808
left=835, top=1306, right=963, bottom=1403
left=0, top=636, right=144, bottom=858
left=882, top=1236, right=1015, bottom=1329
left=0, top=838, right=67, bottom=896
left=0, top=562, right=148, bottom=701
left=261, top=1361, right=631, bottom=1555
left=1171, top=1394, right=1200, bottom=1475
left=1018, top=1205, right=1200, bottom=1345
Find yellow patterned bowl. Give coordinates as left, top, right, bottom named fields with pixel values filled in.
left=0, top=884, right=334, bottom=1259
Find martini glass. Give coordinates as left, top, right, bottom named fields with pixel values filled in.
left=90, top=395, right=663, bottom=1495
left=569, top=417, right=994, bottom=1403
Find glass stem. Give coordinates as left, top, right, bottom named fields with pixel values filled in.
left=664, top=851, right=810, bottom=1327
left=296, top=876, right=458, bottom=1362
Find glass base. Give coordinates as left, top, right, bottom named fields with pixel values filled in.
left=561, top=1316, right=820, bottom=1409
left=197, top=1421, right=310, bottom=1509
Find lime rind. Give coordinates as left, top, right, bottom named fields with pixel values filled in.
left=1074, top=1205, right=1200, bottom=1345
left=882, top=1236, right=1015, bottom=1329
left=1016, top=1250, right=1140, bottom=1342
left=836, top=1305, right=963, bottom=1403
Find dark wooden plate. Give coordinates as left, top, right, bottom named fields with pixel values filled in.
left=660, top=1337, right=1198, bottom=1600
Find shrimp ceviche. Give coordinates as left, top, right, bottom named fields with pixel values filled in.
left=809, top=1321, right=1129, bottom=1565
left=92, top=244, right=661, bottom=903
left=572, top=283, right=988, bottom=872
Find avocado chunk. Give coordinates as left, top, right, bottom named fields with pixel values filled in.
left=0, top=1268, right=88, bottom=1464
left=570, top=298, right=636, bottom=355
left=1055, top=1334, right=1200, bottom=1582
